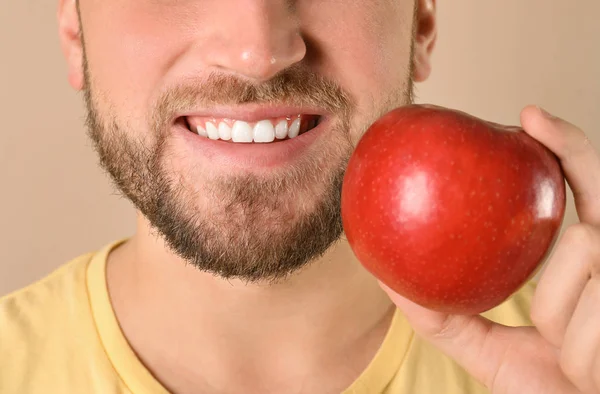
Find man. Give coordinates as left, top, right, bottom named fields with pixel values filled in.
left=1, top=0, right=598, bottom=393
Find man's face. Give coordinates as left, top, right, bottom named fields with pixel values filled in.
left=66, top=0, right=430, bottom=281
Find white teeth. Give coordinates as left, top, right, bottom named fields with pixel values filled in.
left=206, top=122, right=219, bottom=140
left=275, top=120, right=288, bottom=139
left=196, top=125, right=208, bottom=137
left=288, top=118, right=301, bottom=139
left=231, top=121, right=254, bottom=143
left=194, top=116, right=312, bottom=142
left=253, top=120, right=275, bottom=143
left=218, top=122, right=232, bottom=140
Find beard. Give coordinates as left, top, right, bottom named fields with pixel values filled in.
left=83, top=57, right=414, bottom=283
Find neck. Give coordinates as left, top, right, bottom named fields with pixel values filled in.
left=107, top=214, right=395, bottom=394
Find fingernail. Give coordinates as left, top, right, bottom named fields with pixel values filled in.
left=538, top=106, right=556, bottom=119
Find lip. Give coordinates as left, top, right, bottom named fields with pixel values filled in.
left=176, top=103, right=329, bottom=123
left=174, top=116, right=331, bottom=169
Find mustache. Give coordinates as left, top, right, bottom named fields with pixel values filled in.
left=152, top=64, right=355, bottom=128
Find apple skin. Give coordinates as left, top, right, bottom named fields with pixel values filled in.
left=341, top=104, right=566, bottom=315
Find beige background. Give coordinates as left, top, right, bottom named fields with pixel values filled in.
left=1, top=1, right=598, bottom=296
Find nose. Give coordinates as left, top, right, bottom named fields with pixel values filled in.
left=201, top=0, right=307, bottom=82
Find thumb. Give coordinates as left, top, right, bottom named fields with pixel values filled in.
left=380, top=282, right=510, bottom=389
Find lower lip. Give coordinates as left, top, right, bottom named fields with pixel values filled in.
left=175, top=118, right=330, bottom=169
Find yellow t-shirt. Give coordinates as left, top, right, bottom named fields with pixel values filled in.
left=0, top=240, right=536, bottom=394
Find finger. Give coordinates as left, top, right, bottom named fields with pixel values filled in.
left=520, top=105, right=600, bottom=225
left=560, top=278, right=600, bottom=394
left=380, top=282, right=507, bottom=388
left=531, top=223, right=600, bottom=348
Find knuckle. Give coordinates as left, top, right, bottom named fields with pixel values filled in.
left=559, top=347, right=587, bottom=387
left=563, top=125, right=589, bottom=158
left=561, top=223, right=600, bottom=277
left=530, top=302, right=552, bottom=330
left=562, top=223, right=597, bottom=250
left=529, top=303, right=563, bottom=347
left=431, top=314, right=464, bottom=339
left=432, top=315, right=492, bottom=352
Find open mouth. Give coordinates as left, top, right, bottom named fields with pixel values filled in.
left=179, top=114, right=323, bottom=143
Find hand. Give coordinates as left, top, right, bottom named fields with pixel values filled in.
left=381, top=105, right=600, bottom=394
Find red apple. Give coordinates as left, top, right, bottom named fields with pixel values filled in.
left=341, top=104, right=566, bottom=315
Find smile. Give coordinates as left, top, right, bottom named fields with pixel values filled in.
left=184, top=114, right=323, bottom=143
left=173, top=106, right=332, bottom=168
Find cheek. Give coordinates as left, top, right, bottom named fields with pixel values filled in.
left=307, top=3, right=414, bottom=143
left=80, top=1, right=199, bottom=116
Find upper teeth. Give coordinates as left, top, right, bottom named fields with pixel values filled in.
left=275, top=120, right=288, bottom=139
left=206, top=122, right=219, bottom=140
left=194, top=116, right=310, bottom=143
left=253, top=120, right=275, bottom=143
left=218, top=122, right=232, bottom=141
